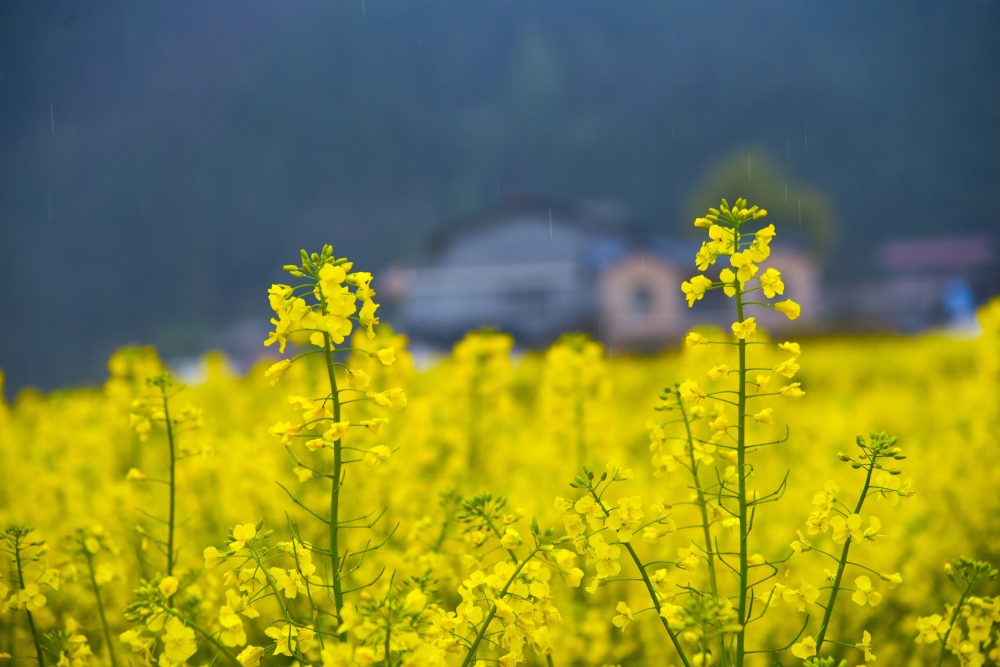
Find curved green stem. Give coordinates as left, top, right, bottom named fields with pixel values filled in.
left=936, top=582, right=973, bottom=667
left=734, top=238, right=749, bottom=666
left=166, top=609, right=243, bottom=667
left=158, top=383, right=177, bottom=576
left=814, top=459, right=875, bottom=652
left=586, top=487, right=693, bottom=667
left=676, top=397, right=723, bottom=665
left=84, top=552, right=120, bottom=667
left=13, top=534, right=46, bottom=667
left=459, top=547, right=541, bottom=667
left=323, top=335, right=346, bottom=624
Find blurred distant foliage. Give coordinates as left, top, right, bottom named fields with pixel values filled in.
left=1, top=0, right=999, bottom=392
left=686, top=150, right=836, bottom=263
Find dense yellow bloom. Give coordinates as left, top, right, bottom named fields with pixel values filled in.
left=264, top=359, right=291, bottom=384
left=363, top=445, right=392, bottom=468
left=852, top=576, right=883, bottom=607
left=229, top=523, right=257, bottom=551
left=857, top=630, right=876, bottom=662
left=681, top=275, right=714, bottom=307
left=161, top=617, right=198, bottom=665
left=759, top=267, right=785, bottom=298
left=236, top=646, right=264, bottom=667
left=731, top=317, right=757, bottom=340
left=346, top=368, right=372, bottom=388
left=366, top=388, right=407, bottom=409
left=707, top=224, right=735, bottom=254
left=686, top=332, right=710, bottom=347
left=791, top=636, right=817, bottom=658
left=778, top=341, right=801, bottom=356
left=158, top=576, right=179, bottom=598
left=774, top=299, right=801, bottom=320
left=265, top=623, right=299, bottom=657
left=612, top=601, right=634, bottom=629
left=708, top=364, right=730, bottom=380
left=219, top=605, right=247, bottom=647
left=730, top=250, right=759, bottom=285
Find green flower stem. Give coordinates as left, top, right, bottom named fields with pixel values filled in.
left=622, top=540, right=694, bottom=667
left=574, top=397, right=586, bottom=474
left=676, top=398, right=720, bottom=597
left=814, top=457, right=876, bottom=653
left=84, top=551, right=120, bottom=667
left=734, top=232, right=750, bottom=666
left=249, top=544, right=295, bottom=621
left=467, top=368, right=482, bottom=472
left=676, top=396, right=726, bottom=666
left=383, top=609, right=393, bottom=667
left=166, top=609, right=242, bottom=667
left=936, top=581, right=974, bottom=667
left=13, top=532, right=46, bottom=667
left=157, top=381, right=177, bottom=576
left=586, top=487, right=693, bottom=667
left=459, top=545, right=542, bottom=667
left=323, top=335, right=346, bottom=625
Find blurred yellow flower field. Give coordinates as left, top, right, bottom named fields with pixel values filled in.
left=2, top=223, right=998, bottom=667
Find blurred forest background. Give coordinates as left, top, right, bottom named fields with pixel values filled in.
left=1, top=0, right=999, bottom=395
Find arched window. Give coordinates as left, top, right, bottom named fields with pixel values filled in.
left=630, top=284, right=652, bottom=314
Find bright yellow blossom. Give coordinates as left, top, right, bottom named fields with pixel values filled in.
left=731, top=317, right=757, bottom=340
left=774, top=299, right=801, bottom=320
left=612, top=601, right=634, bottom=629
left=791, top=636, right=817, bottom=659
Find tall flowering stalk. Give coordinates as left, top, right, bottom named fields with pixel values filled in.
left=261, top=245, right=402, bottom=635
left=676, top=198, right=802, bottom=663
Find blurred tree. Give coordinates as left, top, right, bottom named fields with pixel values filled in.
left=685, top=149, right=836, bottom=266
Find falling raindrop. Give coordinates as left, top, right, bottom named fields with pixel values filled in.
left=361, top=0, right=366, bottom=16
left=803, top=131, right=808, bottom=150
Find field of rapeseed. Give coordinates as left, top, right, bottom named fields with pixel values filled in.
left=2, top=200, right=999, bottom=667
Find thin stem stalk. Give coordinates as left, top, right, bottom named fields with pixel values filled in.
left=734, top=233, right=749, bottom=666
left=814, top=459, right=875, bottom=652
left=323, top=335, right=346, bottom=623
left=14, top=534, right=46, bottom=667
left=159, top=383, right=176, bottom=575
left=85, top=552, right=120, bottom=667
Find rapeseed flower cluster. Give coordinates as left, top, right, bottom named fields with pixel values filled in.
left=2, top=238, right=998, bottom=666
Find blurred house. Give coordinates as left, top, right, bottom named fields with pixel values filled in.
left=831, top=234, right=997, bottom=331
left=384, top=198, right=821, bottom=348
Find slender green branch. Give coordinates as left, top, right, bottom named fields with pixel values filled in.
left=158, top=381, right=177, bottom=576
left=936, top=581, right=974, bottom=667
left=459, top=546, right=541, bottom=667
left=12, top=531, right=46, bottom=667
left=84, top=551, right=120, bottom=667
left=323, top=334, right=346, bottom=625
left=676, top=395, right=725, bottom=666
left=734, top=226, right=750, bottom=666
left=165, top=609, right=243, bottom=667
left=814, top=457, right=876, bottom=652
